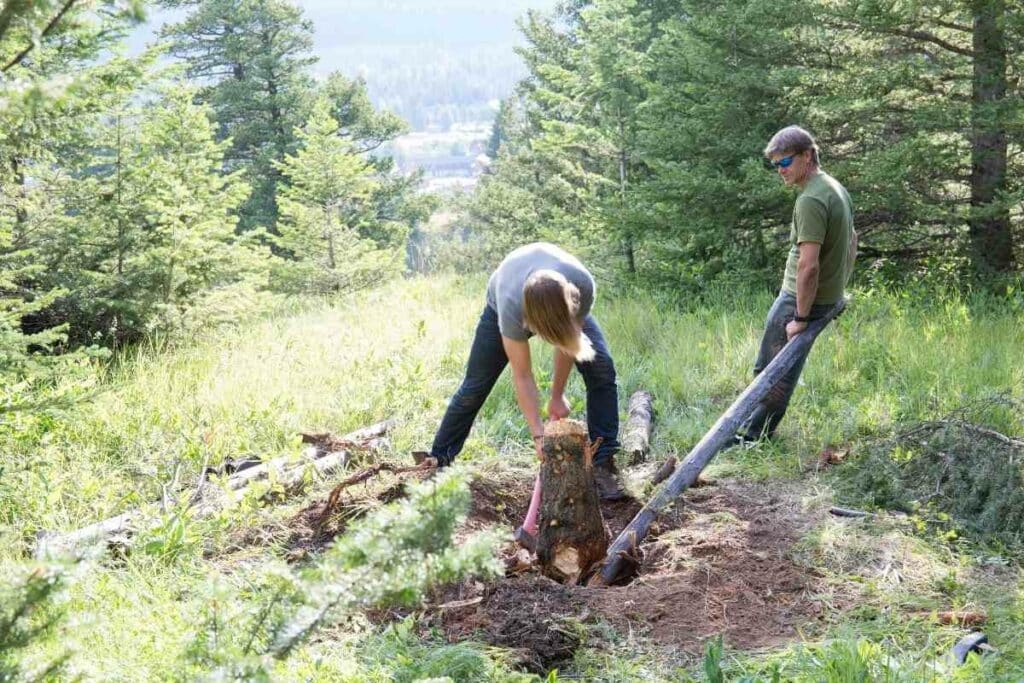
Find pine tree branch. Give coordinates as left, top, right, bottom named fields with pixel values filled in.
left=1, top=0, right=81, bottom=73
left=931, top=19, right=972, bottom=34
left=874, top=27, right=973, bottom=58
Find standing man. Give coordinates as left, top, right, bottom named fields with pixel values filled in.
left=738, top=125, right=857, bottom=442
left=429, top=242, right=626, bottom=501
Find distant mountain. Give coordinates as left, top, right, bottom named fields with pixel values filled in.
left=301, top=0, right=557, bottom=130
left=132, top=0, right=557, bottom=131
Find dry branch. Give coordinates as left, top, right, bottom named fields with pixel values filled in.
left=317, top=461, right=435, bottom=524
left=34, top=421, right=391, bottom=559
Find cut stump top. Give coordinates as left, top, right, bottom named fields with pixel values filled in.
left=544, top=419, right=588, bottom=439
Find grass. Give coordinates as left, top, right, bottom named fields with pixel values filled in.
left=1, top=273, right=1023, bottom=680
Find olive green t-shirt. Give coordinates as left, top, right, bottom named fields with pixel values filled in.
left=782, top=171, right=853, bottom=305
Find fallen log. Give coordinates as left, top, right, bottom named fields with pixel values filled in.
left=589, top=300, right=847, bottom=587
left=34, top=421, right=391, bottom=559
left=622, top=390, right=654, bottom=464
left=536, top=419, right=608, bottom=584
left=829, top=506, right=873, bottom=518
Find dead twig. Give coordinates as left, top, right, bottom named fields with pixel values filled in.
left=317, top=461, right=435, bottom=525
left=651, top=457, right=677, bottom=486
left=928, top=420, right=1024, bottom=449
left=188, top=449, right=213, bottom=507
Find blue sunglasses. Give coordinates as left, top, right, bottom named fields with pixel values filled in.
left=770, top=154, right=797, bottom=169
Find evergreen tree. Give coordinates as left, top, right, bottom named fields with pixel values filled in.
left=636, top=0, right=819, bottom=288
left=813, top=0, right=1023, bottom=279
left=47, top=85, right=262, bottom=345
left=273, top=100, right=400, bottom=293
left=320, top=72, right=407, bottom=155
left=0, top=565, right=70, bottom=682
left=1, top=0, right=145, bottom=408
left=474, top=0, right=1023, bottom=288
left=160, top=0, right=317, bottom=232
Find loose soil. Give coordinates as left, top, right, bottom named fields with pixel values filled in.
left=429, top=474, right=830, bottom=671
left=229, top=462, right=834, bottom=672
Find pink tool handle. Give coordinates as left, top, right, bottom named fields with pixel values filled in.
left=521, top=473, right=542, bottom=536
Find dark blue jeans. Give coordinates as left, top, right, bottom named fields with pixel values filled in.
left=431, top=305, right=620, bottom=466
left=742, top=291, right=832, bottom=440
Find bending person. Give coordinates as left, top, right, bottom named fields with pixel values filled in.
left=429, top=242, right=626, bottom=502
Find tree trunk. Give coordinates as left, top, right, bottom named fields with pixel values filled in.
left=622, top=390, right=654, bottom=464
left=11, top=155, right=27, bottom=230
left=590, top=300, right=847, bottom=587
left=969, top=0, right=1013, bottom=275
left=536, top=419, right=608, bottom=584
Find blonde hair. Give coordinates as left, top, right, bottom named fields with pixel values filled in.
left=522, top=270, right=595, bottom=362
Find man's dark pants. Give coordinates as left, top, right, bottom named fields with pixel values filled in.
left=742, top=291, right=832, bottom=440
left=431, top=305, right=620, bottom=466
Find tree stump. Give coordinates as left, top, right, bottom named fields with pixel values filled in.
left=622, top=390, right=654, bottom=464
left=537, top=419, right=608, bottom=584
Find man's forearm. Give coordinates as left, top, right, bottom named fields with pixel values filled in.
left=511, top=372, right=544, bottom=437
left=796, top=266, right=819, bottom=317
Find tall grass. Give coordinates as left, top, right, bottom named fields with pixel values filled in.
left=1, top=274, right=1022, bottom=679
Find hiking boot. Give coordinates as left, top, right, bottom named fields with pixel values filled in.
left=593, top=460, right=628, bottom=501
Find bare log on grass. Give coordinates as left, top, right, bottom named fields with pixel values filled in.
left=589, top=300, right=847, bottom=587
left=35, top=421, right=391, bottom=559
left=536, top=419, right=608, bottom=584
left=622, top=390, right=654, bottom=464
left=829, top=506, right=874, bottom=518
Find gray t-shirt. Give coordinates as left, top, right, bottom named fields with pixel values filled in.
left=486, top=243, right=595, bottom=341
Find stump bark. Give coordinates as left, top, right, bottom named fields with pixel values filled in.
left=622, top=390, right=654, bottom=464
left=536, top=419, right=608, bottom=583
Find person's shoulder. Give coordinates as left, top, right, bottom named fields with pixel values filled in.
left=795, top=188, right=827, bottom=212
left=815, top=171, right=849, bottom=200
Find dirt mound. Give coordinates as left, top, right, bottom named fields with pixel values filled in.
left=230, top=462, right=829, bottom=661
left=587, top=482, right=818, bottom=650
left=464, top=470, right=533, bottom=530
left=435, top=480, right=826, bottom=658
left=437, top=576, right=586, bottom=673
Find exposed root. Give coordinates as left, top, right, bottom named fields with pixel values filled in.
left=318, top=461, right=436, bottom=526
